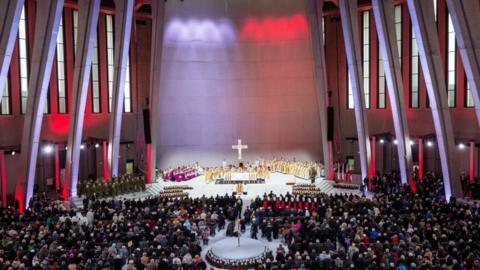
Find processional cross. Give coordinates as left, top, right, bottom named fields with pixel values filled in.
left=231, top=139, right=247, bottom=246
left=232, top=139, right=248, bottom=161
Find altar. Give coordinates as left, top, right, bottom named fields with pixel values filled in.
left=231, top=172, right=250, bottom=181
left=215, top=171, right=265, bottom=185
left=226, top=172, right=258, bottom=181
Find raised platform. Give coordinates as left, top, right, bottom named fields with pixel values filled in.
left=70, top=174, right=363, bottom=208
left=206, top=237, right=267, bottom=269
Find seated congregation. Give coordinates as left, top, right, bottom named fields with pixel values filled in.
left=245, top=176, right=479, bottom=269
left=0, top=193, right=242, bottom=269
left=0, top=171, right=479, bottom=269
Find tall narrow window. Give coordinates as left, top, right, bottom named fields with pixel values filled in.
left=19, top=5, right=29, bottom=114
left=1, top=80, right=10, bottom=115
left=105, top=14, right=132, bottom=113
left=91, top=33, right=101, bottom=113
left=378, top=51, right=386, bottom=109
left=322, top=17, right=325, bottom=46
left=124, top=57, right=131, bottom=112
left=466, top=81, right=474, bottom=107
left=411, top=29, right=420, bottom=108
left=73, top=10, right=78, bottom=56
left=106, top=14, right=114, bottom=112
left=424, top=0, right=438, bottom=108
left=56, top=15, right=67, bottom=114
left=362, top=11, right=370, bottom=108
left=395, top=5, right=402, bottom=67
left=347, top=71, right=354, bottom=109
left=447, top=14, right=455, bottom=107
left=377, top=7, right=400, bottom=109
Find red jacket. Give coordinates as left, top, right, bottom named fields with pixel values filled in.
left=274, top=200, right=280, bottom=209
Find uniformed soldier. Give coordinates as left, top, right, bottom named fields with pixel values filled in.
left=140, top=175, right=146, bottom=191
left=111, top=180, right=117, bottom=197
left=106, top=181, right=113, bottom=197
left=99, top=180, right=106, bottom=198
left=77, top=180, right=84, bottom=196
left=84, top=182, right=91, bottom=198
left=120, top=177, right=126, bottom=193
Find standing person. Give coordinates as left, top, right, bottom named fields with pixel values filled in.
left=251, top=219, right=258, bottom=239
left=309, top=166, right=317, bottom=184
left=265, top=221, right=273, bottom=242
left=361, top=177, right=368, bottom=195
left=202, top=227, right=210, bottom=246
left=235, top=196, right=243, bottom=219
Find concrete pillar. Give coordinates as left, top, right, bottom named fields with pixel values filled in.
left=103, top=140, right=109, bottom=180
left=14, top=0, right=64, bottom=211
left=107, top=0, right=134, bottom=177
left=407, top=0, right=461, bottom=199
left=328, top=141, right=334, bottom=179
left=146, top=143, right=152, bottom=183
left=0, top=150, right=6, bottom=206
left=63, top=0, right=101, bottom=200
left=445, top=0, right=480, bottom=127
left=372, top=0, right=413, bottom=184
left=418, top=138, right=424, bottom=180
left=338, top=0, right=371, bottom=180
left=369, top=136, right=376, bottom=180
left=306, top=0, right=331, bottom=180
left=149, top=0, right=166, bottom=182
left=470, top=141, right=475, bottom=183
left=54, top=145, right=60, bottom=190
left=0, top=0, right=24, bottom=105
left=367, top=136, right=377, bottom=190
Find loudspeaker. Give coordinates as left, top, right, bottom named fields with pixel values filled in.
left=327, top=106, right=334, bottom=141
left=143, top=109, right=152, bottom=144
left=59, top=149, right=66, bottom=168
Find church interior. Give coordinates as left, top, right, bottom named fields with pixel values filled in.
left=0, top=0, right=480, bottom=269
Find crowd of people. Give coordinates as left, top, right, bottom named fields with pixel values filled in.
left=0, top=191, right=248, bottom=270
left=77, top=174, right=146, bottom=198
left=1, top=168, right=480, bottom=269
left=204, top=166, right=270, bottom=183
left=162, top=165, right=201, bottom=182
left=461, top=174, right=480, bottom=200
left=268, top=159, right=322, bottom=181
left=242, top=176, right=480, bottom=269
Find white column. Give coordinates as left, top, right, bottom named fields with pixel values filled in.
left=149, top=0, right=166, bottom=182
left=63, top=0, right=101, bottom=199
left=339, top=0, right=371, bottom=180
left=0, top=0, right=24, bottom=105
left=15, top=0, right=64, bottom=210
left=445, top=0, right=480, bottom=127
left=107, top=0, right=134, bottom=177
left=407, top=0, right=461, bottom=199
left=372, top=0, right=412, bottom=184
left=306, top=0, right=331, bottom=179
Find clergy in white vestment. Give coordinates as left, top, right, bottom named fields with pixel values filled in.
left=222, top=159, right=227, bottom=169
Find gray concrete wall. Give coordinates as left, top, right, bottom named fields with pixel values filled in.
left=156, top=0, right=323, bottom=167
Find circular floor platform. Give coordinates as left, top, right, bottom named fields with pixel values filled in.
left=206, top=237, right=267, bottom=269
left=211, top=237, right=266, bottom=259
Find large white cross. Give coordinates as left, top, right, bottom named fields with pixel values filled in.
left=232, top=139, right=248, bottom=161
